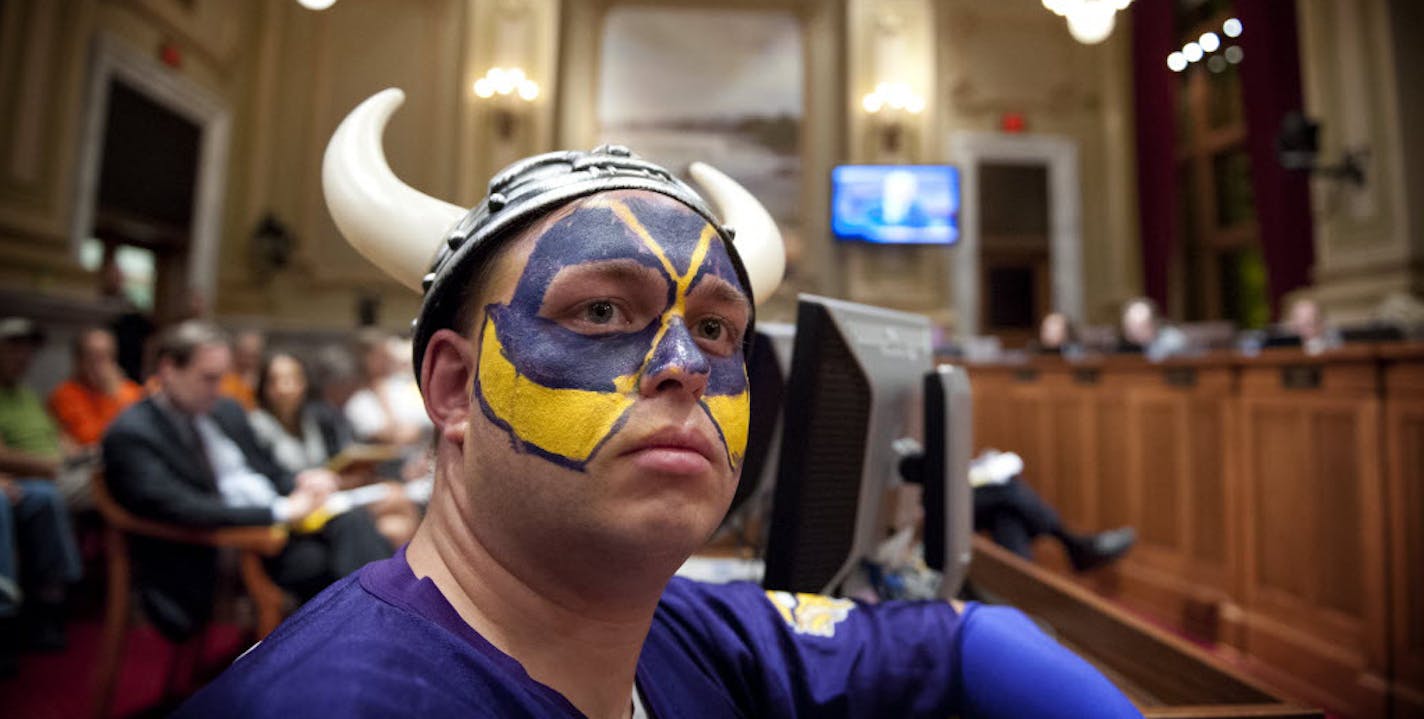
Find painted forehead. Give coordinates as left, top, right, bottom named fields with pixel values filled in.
left=508, top=191, right=748, bottom=310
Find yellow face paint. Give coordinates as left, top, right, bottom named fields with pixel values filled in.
left=476, top=315, right=636, bottom=463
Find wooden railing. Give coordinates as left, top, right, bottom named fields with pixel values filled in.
left=962, top=344, right=1424, bottom=719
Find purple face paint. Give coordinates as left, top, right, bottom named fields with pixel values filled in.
left=473, top=193, right=751, bottom=472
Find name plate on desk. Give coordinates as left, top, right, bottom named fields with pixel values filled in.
left=1280, top=365, right=1323, bottom=390
left=1164, top=367, right=1197, bottom=387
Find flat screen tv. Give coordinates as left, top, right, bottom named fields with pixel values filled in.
left=831, top=164, right=960, bottom=245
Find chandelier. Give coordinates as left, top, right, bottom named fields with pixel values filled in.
left=1041, top=0, right=1135, bottom=45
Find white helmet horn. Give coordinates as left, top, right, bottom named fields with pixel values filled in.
left=687, top=162, right=786, bottom=305
left=323, top=88, right=465, bottom=292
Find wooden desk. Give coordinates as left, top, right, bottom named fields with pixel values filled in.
left=964, top=345, right=1424, bottom=718
left=971, top=537, right=1322, bottom=719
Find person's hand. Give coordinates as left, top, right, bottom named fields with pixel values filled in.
left=0, top=474, right=21, bottom=504
left=285, top=469, right=338, bottom=521
left=295, top=468, right=339, bottom=495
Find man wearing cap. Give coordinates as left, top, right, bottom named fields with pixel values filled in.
left=177, top=91, right=1141, bottom=718
left=0, top=317, right=84, bottom=670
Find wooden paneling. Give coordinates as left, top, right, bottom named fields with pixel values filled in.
left=965, top=346, right=1418, bottom=718
left=1383, top=346, right=1424, bottom=718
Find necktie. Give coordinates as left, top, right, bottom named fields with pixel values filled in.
left=186, top=416, right=217, bottom=483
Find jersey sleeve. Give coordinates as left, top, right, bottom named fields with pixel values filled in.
left=655, top=578, right=964, bottom=716
left=655, top=578, right=1142, bottom=718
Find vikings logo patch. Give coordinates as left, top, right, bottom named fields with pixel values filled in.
left=765, top=591, right=856, bottom=638
left=473, top=193, right=751, bottom=472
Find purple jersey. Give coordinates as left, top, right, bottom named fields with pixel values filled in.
left=177, top=548, right=1141, bottom=717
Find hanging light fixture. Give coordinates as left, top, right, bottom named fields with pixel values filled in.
left=1041, top=0, right=1135, bottom=45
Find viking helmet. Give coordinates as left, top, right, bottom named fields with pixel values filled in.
left=322, top=89, right=785, bottom=381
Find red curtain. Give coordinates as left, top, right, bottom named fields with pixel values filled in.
left=1131, top=0, right=1314, bottom=317
left=1236, top=0, right=1314, bottom=316
left=1131, top=0, right=1178, bottom=310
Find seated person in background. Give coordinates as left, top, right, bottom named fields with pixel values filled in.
left=249, top=351, right=419, bottom=546
left=0, top=318, right=83, bottom=671
left=49, top=327, right=144, bottom=447
left=178, top=105, right=1141, bottom=718
left=310, top=343, right=363, bottom=411
left=219, top=329, right=265, bottom=410
left=1285, top=297, right=1343, bottom=356
left=1118, top=296, right=1189, bottom=362
left=1034, top=312, right=1080, bottom=356
left=0, top=318, right=97, bottom=507
left=103, top=321, right=392, bottom=641
left=343, top=329, right=431, bottom=447
left=971, top=450, right=1135, bottom=571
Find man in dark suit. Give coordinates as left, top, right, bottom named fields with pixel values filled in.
left=103, top=321, right=391, bottom=640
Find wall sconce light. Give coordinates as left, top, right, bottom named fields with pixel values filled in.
left=1041, top=0, right=1135, bottom=45
left=1277, top=111, right=1367, bottom=187
left=296, top=0, right=338, bottom=10
left=473, top=67, right=539, bottom=139
left=862, top=82, right=924, bottom=154
left=249, top=212, right=294, bottom=281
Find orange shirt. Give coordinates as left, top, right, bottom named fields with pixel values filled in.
left=48, top=378, right=144, bottom=446
left=220, top=372, right=257, bottom=411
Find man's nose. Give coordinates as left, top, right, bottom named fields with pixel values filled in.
left=638, top=318, right=710, bottom=400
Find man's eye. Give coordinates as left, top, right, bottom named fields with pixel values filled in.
left=695, top=317, right=724, bottom=341
left=582, top=301, right=619, bottom=325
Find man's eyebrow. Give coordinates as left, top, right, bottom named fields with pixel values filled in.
left=552, top=258, right=663, bottom=283
left=541, top=259, right=663, bottom=290
left=690, top=275, right=752, bottom=312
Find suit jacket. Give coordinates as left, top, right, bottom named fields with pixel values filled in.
left=103, top=396, right=296, bottom=639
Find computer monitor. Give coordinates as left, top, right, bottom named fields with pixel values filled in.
left=761, top=294, right=972, bottom=599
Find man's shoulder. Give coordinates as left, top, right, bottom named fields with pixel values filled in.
left=48, top=379, right=85, bottom=403
left=106, top=397, right=160, bottom=436
left=177, top=569, right=518, bottom=717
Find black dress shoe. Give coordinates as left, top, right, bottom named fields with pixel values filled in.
left=1067, top=527, right=1136, bottom=572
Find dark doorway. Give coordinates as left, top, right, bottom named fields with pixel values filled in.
left=93, top=79, right=202, bottom=325
left=978, top=162, right=1051, bottom=347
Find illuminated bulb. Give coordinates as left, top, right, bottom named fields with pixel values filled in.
left=1183, top=42, right=1203, bottom=62
left=1167, top=52, right=1187, bottom=72
left=906, top=96, right=925, bottom=114
left=474, top=78, right=494, bottom=98
left=517, top=80, right=539, bottom=101
left=1223, top=18, right=1242, bottom=38
left=1065, top=5, right=1116, bottom=45
left=862, top=94, right=883, bottom=113
left=298, top=0, right=337, bottom=9
left=1199, top=32, right=1220, bottom=52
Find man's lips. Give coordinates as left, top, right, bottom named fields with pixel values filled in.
left=619, top=426, right=721, bottom=467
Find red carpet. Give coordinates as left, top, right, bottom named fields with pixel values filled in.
left=0, top=619, right=247, bottom=719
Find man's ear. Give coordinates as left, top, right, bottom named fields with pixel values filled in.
left=420, top=328, right=475, bottom=445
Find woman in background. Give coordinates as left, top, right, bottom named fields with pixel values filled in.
left=249, top=351, right=419, bottom=546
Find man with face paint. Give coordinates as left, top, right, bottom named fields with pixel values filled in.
left=177, top=90, right=1141, bottom=719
